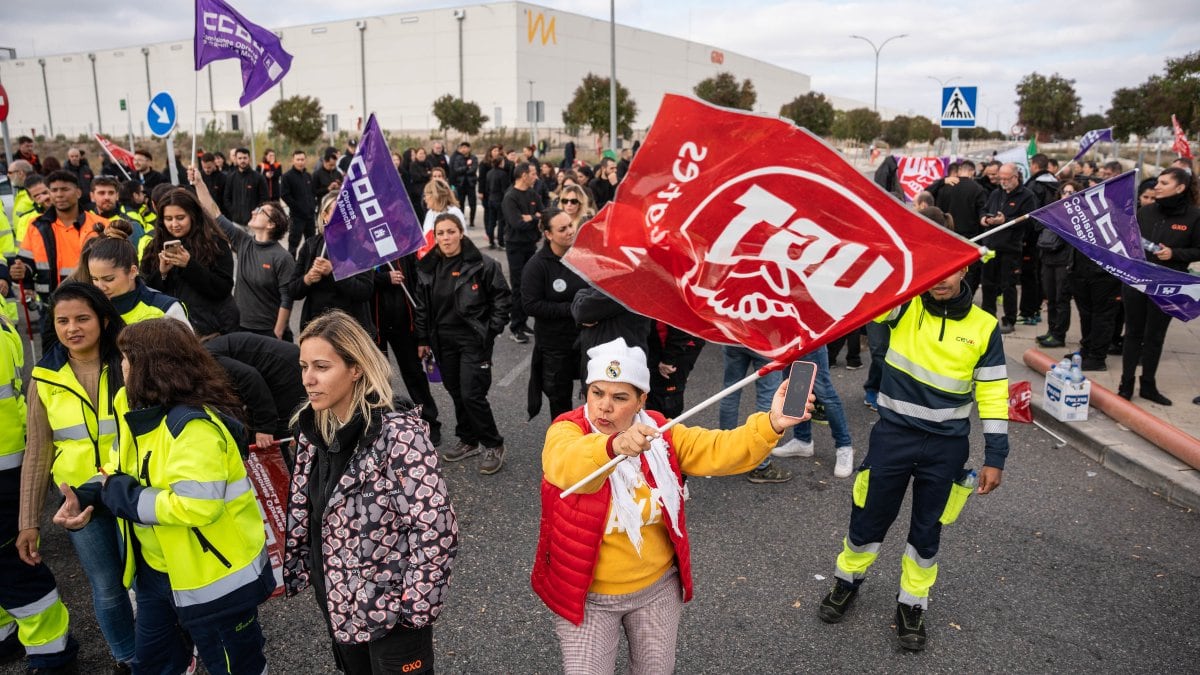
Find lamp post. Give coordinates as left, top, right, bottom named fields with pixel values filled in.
left=38, top=58, right=54, bottom=137
left=609, top=0, right=617, bottom=153
left=140, top=47, right=151, bottom=100
left=849, top=33, right=907, bottom=113
left=88, top=53, right=103, bottom=134
left=454, top=10, right=466, bottom=100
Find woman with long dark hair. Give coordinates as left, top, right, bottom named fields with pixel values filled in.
left=1118, top=167, right=1200, bottom=404
left=141, top=188, right=240, bottom=335
left=55, top=318, right=275, bottom=674
left=285, top=310, right=458, bottom=674
left=73, top=219, right=189, bottom=327
left=17, top=282, right=132, bottom=670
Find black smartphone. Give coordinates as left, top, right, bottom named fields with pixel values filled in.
left=781, top=361, right=818, bottom=419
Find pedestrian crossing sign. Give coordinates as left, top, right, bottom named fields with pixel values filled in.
left=940, top=86, right=977, bottom=128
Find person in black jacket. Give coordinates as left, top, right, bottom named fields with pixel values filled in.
left=374, top=252, right=442, bottom=446
left=450, top=142, right=479, bottom=227
left=522, top=209, right=589, bottom=420
left=312, top=150, right=343, bottom=203
left=484, top=152, right=512, bottom=249
left=408, top=148, right=432, bottom=222
left=223, top=147, right=269, bottom=225
left=1118, top=168, right=1200, bottom=405
left=979, top=163, right=1038, bottom=333
left=281, top=149, right=316, bottom=255
left=258, top=149, right=282, bottom=201
left=571, top=286, right=652, bottom=383
left=588, top=158, right=619, bottom=209
left=1019, top=154, right=1061, bottom=325
left=501, top=162, right=544, bottom=343
left=1035, top=181, right=1076, bottom=349
left=415, top=213, right=511, bottom=475
left=141, top=187, right=240, bottom=335
left=930, top=160, right=988, bottom=292
left=287, top=193, right=376, bottom=337
left=200, top=153, right=226, bottom=217
left=646, top=323, right=706, bottom=419
left=204, top=331, right=304, bottom=467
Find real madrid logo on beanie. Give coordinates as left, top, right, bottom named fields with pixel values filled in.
left=586, top=338, right=650, bottom=393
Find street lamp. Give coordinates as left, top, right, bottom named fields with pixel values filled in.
left=140, top=47, right=151, bottom=99
left=38, top=58, right=54, bottom=136
left=88, top=53, right=103, bottom=133
left=849, top=33, right=907, bottom=113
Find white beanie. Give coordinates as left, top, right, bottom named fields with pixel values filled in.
left=586, top=337, right=651, bottom=393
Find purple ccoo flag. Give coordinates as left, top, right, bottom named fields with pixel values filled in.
left=1031, top=171, right=1200, bottom=321
left=1073, top=127, right=1114, bottom=162
left=195, top=0, right=293, bottom=107
left=323, top=114, right=424, bottom=281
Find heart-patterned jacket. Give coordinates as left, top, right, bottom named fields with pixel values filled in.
left=283, top=406, right=458, bottom=644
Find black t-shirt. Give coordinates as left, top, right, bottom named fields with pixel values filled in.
left=433, top=255, right=468, bottom=330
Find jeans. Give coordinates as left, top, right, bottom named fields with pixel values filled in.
left=790, top=346, right=852, bottom=448
left=718, top=346, right=781, bottom=430
left=66, top=512, right=136, bottom=663
left=133, top=563, right=267, bottom=675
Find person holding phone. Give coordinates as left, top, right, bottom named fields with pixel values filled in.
left=141, top=188, right=240, bottom=336
left=532, top=337, right=812, bottom=673
left=816, top=266, right=1009, bottom=652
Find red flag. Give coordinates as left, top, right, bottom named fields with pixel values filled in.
left=416, top=226, right=436, bottom=259
left=564, top=95, right=982, bottom=361
left=895, top=156, right=947, bottom=203
left=94, top=133, right=136, bottom=171
left=1172, top=115, right=1193, bottom=159
left=244, top=446, right=289, bottom=599
left=1008, top=381, right=1033, bottom=423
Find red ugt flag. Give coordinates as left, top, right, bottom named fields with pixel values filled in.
left=94, top=134, right=136, bottom=171
left=564, top=95, right=983, bottom=361
left=1172, top=114, right=1194, bottom=160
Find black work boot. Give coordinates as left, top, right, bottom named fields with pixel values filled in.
left=818, top=580, right=859, bottom=624
left=1140, top=377, right=1173, bottom=406
left=1117, top=376, right=1134, bottom=400
left=895, top=600, right=927, bottom=651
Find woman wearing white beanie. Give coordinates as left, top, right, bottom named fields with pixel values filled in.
left=531, top=337, right=812, bottom=673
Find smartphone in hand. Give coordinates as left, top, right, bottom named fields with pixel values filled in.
left=781, top=361, right=818, bottom=419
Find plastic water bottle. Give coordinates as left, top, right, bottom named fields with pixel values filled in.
left=1142, top=237, right=1164, bottom=254
left=959, top=469, right=978, bottom=489
left=1069, top=355, right=1084, bottom=384
left=1053, top=357, right=1071, bottom=379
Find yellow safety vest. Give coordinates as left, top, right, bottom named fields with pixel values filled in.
left=0, top=316, right=26, bottom=468
left=31, top=347, right=117, bottom=488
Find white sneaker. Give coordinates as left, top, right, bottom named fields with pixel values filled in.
left=834, top=446, right=855, bottom=478
left=772, top=438, right=814, bottom=458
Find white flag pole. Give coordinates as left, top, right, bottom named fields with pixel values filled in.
left=559, top=367, right=769, bottom=498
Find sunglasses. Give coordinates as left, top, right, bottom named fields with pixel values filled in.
left=559, top=198, right=580, bottom=205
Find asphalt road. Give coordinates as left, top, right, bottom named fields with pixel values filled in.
left=9, top=235, right=1200, bottom=673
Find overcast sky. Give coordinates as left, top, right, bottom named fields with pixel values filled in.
left=2, top=0, right=1195, bottom=133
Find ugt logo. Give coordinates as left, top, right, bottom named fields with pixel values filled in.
left=679, top=168, right=912, bottom=353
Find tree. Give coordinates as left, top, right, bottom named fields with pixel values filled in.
left=694, top=72, right=757, bottom=111
left=832, top=108, right=882, bottom=143
left=1108, top=83, right=1158, bottom=141
left=881, top=115, right=913, bottom=148
left=431, top=95, right=489, bottom=135
left=909, top=116, right=943, bottom=144
left=562, top=73, right=638, bottom=139
left=1073, top=113, right=1109, bottom=136
left=1161, top=50, right=1200, bottom=131
left=779, top=92, right=835, bottom=136
left=1014, top=72, right=1081, bottom=138
left=268, top=95, right=324, bottom=146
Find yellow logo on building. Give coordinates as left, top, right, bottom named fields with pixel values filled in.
left=527, top=10, right=557, bottom=45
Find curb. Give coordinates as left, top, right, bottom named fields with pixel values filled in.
left=1007, top=356, right=1200, bottom=512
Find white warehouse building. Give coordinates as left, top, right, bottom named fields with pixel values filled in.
left=0, top=2, right=823, bottom=142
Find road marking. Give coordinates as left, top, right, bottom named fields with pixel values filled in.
left=498, top=353, right=532, bottom=387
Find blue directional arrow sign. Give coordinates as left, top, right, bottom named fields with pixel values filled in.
left=147, top=91, right=177, bottom=138
left=940, top=86, right=977, bottom=129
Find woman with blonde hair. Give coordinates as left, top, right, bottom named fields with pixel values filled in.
left=285, top=310, right=458, bottom=674
left=421, top=178, right=466, bottom=247
left=557, top=183, right=595, bottom=228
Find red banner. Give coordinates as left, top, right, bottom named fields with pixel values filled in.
left=1008, top=380, right=1033, bottom=423
left=1172, top=114, right=1193, bottom=160
left=895, top=156, right=948, bottom=203
left=245, top=446, right=290, bottom=599
left=564, top=95, right=982, bottom=361
left=94, top=133, right=137, bottom=171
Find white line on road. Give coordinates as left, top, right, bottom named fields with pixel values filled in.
left=498, top=353, right=532, bottom=387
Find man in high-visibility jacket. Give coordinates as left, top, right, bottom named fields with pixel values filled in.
left=816, top=266, right=1009, bottom=651
left=0, top=315, right=79, bottom=671
left=12, top=171, right=104, bottom=306
left=13, top=175, right=51, bottom=249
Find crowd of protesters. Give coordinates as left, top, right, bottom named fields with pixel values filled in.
left=0, top=128, right=1196, bottom=672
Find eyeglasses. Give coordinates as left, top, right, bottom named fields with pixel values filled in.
left=559, top=198, right=580, bottom=205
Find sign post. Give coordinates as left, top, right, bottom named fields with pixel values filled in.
left=147, top=90, right=179, bottom=185
left=939, top=86, right=977, bottom=159
left=0, top=82, right=12, bottom=167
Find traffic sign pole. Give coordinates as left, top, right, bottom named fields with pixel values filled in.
left=166, top=135, right=179, bottom=186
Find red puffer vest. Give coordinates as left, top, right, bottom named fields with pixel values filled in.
left=530, top=407, right=694, bottom=625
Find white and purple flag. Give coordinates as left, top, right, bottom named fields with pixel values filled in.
left=1032, top=171, right=1200, bottom=321
left=194, top=0, right=293, bottom=107
left=1073, top=127, right=1114, bottom=162
left=324, top=115, right=424, bottom=280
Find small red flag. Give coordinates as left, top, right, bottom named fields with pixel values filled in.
left=1172, top=115, right=1193, bottom=160
left=1008, top=381, right=1033, bottom=424
left=564, top=95, right=982, bottom=361
left=94, top=133, right=137, bottom=171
